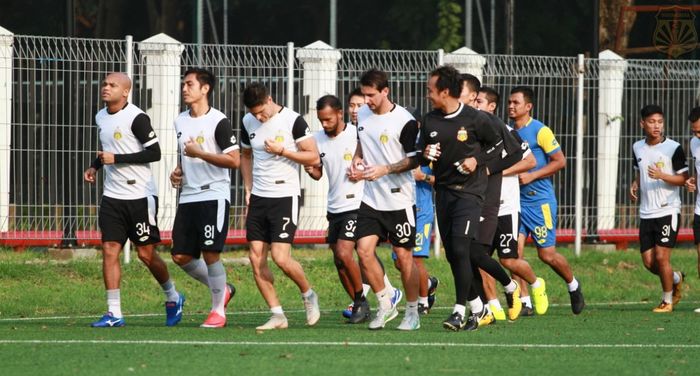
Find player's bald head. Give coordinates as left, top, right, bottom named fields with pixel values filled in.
left=105, top=72, right=132, bottom=91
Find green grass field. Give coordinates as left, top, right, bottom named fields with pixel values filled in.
left=1, top=245, right=699, bottom=375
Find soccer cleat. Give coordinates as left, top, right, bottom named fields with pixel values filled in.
left=342, top=302, right=354, bottom=319
left=303, top=290, right=320, bottom=326
left=652, top=301, right=673, bottom=313
left=442, top=312, right=466, bottom=331
left=200, top=311, right=226, bottom=328
left=569, top=285, right=585, bottom=315
left=519, top=305, right=535, bottom=317
left=256, top=314, right=289, bottom=330
left=418, top=303, right=429, bottom=315
left=91, top=312, right=125, bottom=328
left=489, top=303, right=506, bottom=321
left=224, top=283, right=236, bottom=309
left=427, top=276, right=440, bottom=309
left=165, top=293, right=185, bottom=327
left=694, top=307, right=700, bottom=313
left=531, top=277, right=549, bottom=315
left=390, top=288, right=403, bottom=307
left=348, top=300, right=371, bottom=324
left=368, top=305, right=398, bottom=330
left=672, top=271, right=685, bottom=306
left=396, top=310, right=420, bottom=331
left=464, top=309, right=487, bottom=331
left=504, top=280, right=522, bottom=320
left=478, top=308, right=495, bottom=327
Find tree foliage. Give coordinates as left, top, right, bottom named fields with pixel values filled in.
left=429, top=0, right=464, bottom=51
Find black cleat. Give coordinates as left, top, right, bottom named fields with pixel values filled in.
left=442, top=312, right=465, bottom=331
left=418, top=303, right=430, bottom=315
left=569, top=285, right=585, bottom=315
left=347, top=299, right=371, bottom=324
left=519, top=305, right=534, bottom=317
left=427, top=276, right=440, bottom=309
left=464, top=309, right=486, bottom=331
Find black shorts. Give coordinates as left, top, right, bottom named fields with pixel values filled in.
left=694, top=214, right=700, bottom=245
left=326, top=210, right=358, bottom=244
left=99, top=195, right=160, bottom=246
left=355, top=202, right=416, bottom=248
left=434, top=188, right=481, bottom=241
left=246, top=195, right=299, bottom=244
left=639, top=214, right=679, bottom=252
left=491, top=213, right=520, bottom=259
left=474, top=202, right=499, bottom=245
left=172, top=199, right=230, bottom=255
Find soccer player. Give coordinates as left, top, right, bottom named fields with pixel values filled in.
left=84, top=72, right=183, bottom=328
left=630, top=104, right=687, bottom=313
left=474, top=86, right=548, bottom=320
left=348, top=68, right=420, bottom=330
left=686, top=106, right=700, bottom=313
left=169, top=68, right=240, bottom=328
left=508, top=86, right=585, bottom=315
left=419, top=65, right=501, bottom=331
left=347, top=87, right=365, bottom=126
left=304, top=95, right=369, bottom=323
left=241, top=82, right=321, bottom=330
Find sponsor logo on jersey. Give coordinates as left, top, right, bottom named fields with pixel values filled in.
left=399, top=238, right=409, bottom=244
left=320, top=152, right=326, bottom=158
left=230, top=135, right=237, bottom=144
left=552, top=139, right=559, bottom=147
left=177, top=132, right=182, bottom=139
left=139, top=236, right=149, bottom=242
left=537, top=238, right=546, bottom=244
left=344, top=231, right=354, bottom=238
left=196, top=131, right=205, bottom=145
left=457, top=127, right=468, bottom=142
left=430, top=131, right=438, bottom=137
left=521, top=142, right=528, bottom=151
left=204, top=240, right=214, bottom=245
left=279, top=233, right=289, bottom=239
left=148, top=131, right=155, bottom=138
left=250, top=133, right=256, bottom=139
left=380, top=130, right=389, bottom=144
left=502, top=248, right=511, bottom=254
left=304, top=127, right=311, bottom=135
left=113, top=127, right=123, bottom=141
left=358, top=126, right=364, bottom=131
left=661, top=237, right=669, bottom=243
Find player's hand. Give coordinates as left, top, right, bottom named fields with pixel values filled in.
left=629, top=180, right=639, bottom=203
left=170, top=166, right=183, bottom=188
left=647, top=164, right=663, bottom=180
left=412, top=167, right=425, bottom=182
left=264, top=138, right=285, bottom=156
left=97, top=151, right=115, bottom=165
left=348, top=159, right=366, bottom=181
left=183, top=137, right=203, bottom=158
left=686, top=177, right=696, bottom=192
left=83, top=167, right=97, bottom=184
left=455, top=157, right=477, bottom=174
left=519, top=172, right=535, bottom=185
left=363, top=164, right=389, bottom=181
left=424, top=143, right=441, bottom=161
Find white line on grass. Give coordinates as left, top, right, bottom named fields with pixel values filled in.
left=1, top=300, right=699, bottom=322
left=0, top=339, right=698, bottom=349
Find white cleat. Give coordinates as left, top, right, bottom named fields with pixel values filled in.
left=303, top=290, right=320, bottom=326
left=396, top=310, right=420, bottom=331
left=256, top=314, right=289, bottom=330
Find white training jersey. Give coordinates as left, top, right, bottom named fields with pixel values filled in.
left=356, top=104, right=418, bottom=211
left=690, top=137, right=700, bottom=215
left=240, top=107, right=313, bottom=198
left=499, top=125, right=531, bottom=216
left=632, top=137, right=688, bottom=219
left=314, top=123, right=364, bottom=213
left=96, top=103, right=158, bottom=200
left=175, top=107, right=239, bottom=204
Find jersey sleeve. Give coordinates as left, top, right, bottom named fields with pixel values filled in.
left=511, top=129, right=532, bottom=158
left=214, top=118, right=239, bottom=153
left=292, top=116, right=313, bottom=142
left=239, top=121, right=251, bottom=149
left=672, top=144, right=689, bottom=174
left=131, top=113, right=158, bottom=147
left=632, top=146, right=640, bottom=170
left=536, top=125, right=561, bottom=155
left=399, top=119, right=419, bottom=157
left=473, top=114, right=502, bottom=165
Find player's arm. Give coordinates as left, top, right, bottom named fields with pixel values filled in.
left=368, top=119, right=419, bottom=180
left=183, top=118, right=240, bottom=169
left=458, top=113, right=502, bottom=173
left=486, top=125, right=523, bottom=175
left=349, top=141, right=365, bottom=181
left=648, top=145, right=689, bottom=186
left=503, top=130, right=536, bottom=176
left=629, top=171, right=640, bottom=203
left=239, top=126, right=253, bottom=205
left=519, top=126, right=565, bottom=185
left=304, top=147, right=323, bottom=181
left=100, top=114, right=161, bottom=165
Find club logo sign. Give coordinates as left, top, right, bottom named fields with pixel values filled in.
left=654, top=6, right=698, bottom=58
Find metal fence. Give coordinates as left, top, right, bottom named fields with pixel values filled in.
left=2, top=32, right=700, bottom=250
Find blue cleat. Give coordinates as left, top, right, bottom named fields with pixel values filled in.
left=390, top=288, right=403, bottom=308
left=165, top=294, right=185, bottom=327
left=342, top=302, right=354, bottom=319
left=91, top=312, right=125, bottom=328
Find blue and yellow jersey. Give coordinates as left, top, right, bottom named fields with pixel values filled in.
left=514, top=117, right=560, bottom=205
left=415, top=165, right=434, bottom=219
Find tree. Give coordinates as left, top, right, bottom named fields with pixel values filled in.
left=599, top=0, right=636, bottom=54
left=429, top=0, right=463, bottom=51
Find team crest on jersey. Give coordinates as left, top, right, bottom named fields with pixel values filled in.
left=275, top=131, right=285, bottom=143
left=343, top=149, right=352, bottom=161
left=196, top=131, right=205, bottom=145
left=457, top=127, right=468, bottom=142
left=655, top=161, right=665, bottom=168
left=380, top=130, right=389, bottom=144
left=113, top=127, right=123, bottom=141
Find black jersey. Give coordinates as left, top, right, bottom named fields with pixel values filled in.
left=418, top=102, right=501, bottom=200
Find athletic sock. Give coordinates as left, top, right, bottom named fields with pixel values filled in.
left=181, top=258, right=209, bottom=286
left=301, top=289, right=314, bottom=299
left=673, top=272, right=681, bottom=284
left=160, top=279, right=180, bottom=302
left=206, top=261, right=227, bottom=316
left=418, top=296, right=429, bottom=306
left=406, top=300, right=418, bottom=314
left=453, top=304, right=466, bottom=317
left=567, top=277, right=580, bottom=292
left=504, top=280, right=517, bottom=294
left=488, top=299, right=503, bottom=311
left=521, top=296, right=532, bottom=308
left=383, top=274, right=394, bottom=291
left=468, top=297, right=484, bottom=314
left=106, top=289, right=122, bottom=318
left=662, top=291, right=673, bottom=304
left=362, top=283, right=371, bottom=297
left=376, top=287, right=392, bottom=310
left=354, top=290, right=364, bottom=304
left=530, top=278, right=542, bottom=289
left=271, top=306, right=284, bottom=315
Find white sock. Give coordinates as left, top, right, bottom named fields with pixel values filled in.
left=418, top=296, right=429, bottom=306
left=662, top=291, right=673, bottom=304
left=488, top=299, right=503, bottom=311
left=567, top=277, right=579, bottom=292
left=181, top=258, right=209, bottom=286
left=468, top=298, right=484, bottom=314
left=530, top=279, right=541, bottom=289
left=406, top=300, right=418, bottom=314
left=673, top=272, right=682, bottom=284
left=362, top=283, right=371, bottom=297
left=376, top=287, right=392, bottom=310
left=160, top=279, right=180, bottom=302
left=271, top=306, right=284, bottom=315
left=383, top=274, right=394, bottom=291
left=206, top=261, right=227, bottom=316
left=453, top=304, right=466, bottom=317
left=504, top=280, right=517, bottom=294
left=302, top=289, right=314, bottom=299
left=106, top=289, right=122, bottom=318
left=521, top=296, right=532, bottom=308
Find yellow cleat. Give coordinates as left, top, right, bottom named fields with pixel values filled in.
left=505, top=281, right=522, bottom=320
left=672, top=272, right=685, bottom=306
left=652, top=301, right=673, bottom=313
left=478, top=309, right=495, bottom=327
left=489, top=303, right=506, bottom=321
left=531, top=277, right=549, bottom=315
